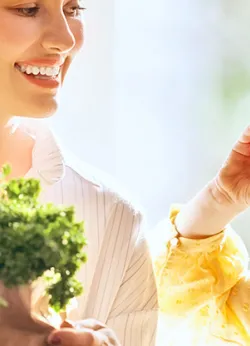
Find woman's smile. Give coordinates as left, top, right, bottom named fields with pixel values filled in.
left=14, top=57, right=65, bottom=90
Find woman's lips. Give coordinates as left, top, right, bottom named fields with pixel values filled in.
left=15, top=63, right=61, bottom=90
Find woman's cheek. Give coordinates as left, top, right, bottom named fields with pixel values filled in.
left=0, top=14, right=40, bottom=60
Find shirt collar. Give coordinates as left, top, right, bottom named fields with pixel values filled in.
left=18, top=119, right=101, bottom=189
left=19, top=119, right=65, bottom=185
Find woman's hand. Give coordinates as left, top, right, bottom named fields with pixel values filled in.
left=175, top=125, right=250, bottom=238
left=214, top=124, right=250, bottom=206
left=47, top=319, right=121, bottom=346
left=0, top=283, right=54, bottom=346
left=0, top=327, right=49, bottom=346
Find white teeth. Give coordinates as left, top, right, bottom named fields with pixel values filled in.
left=45, top=67, right=54, bottom=77
left=32, top=67, right=40, bottom=75
left=26, top=66, right=32, bottom=75
left=20, top=65, right=26, bottom=73
left=17, top=64, right=61, bottom=77
left=53, top=67, right=60, bottom=75
left=40, top=67, right=46, bottom=75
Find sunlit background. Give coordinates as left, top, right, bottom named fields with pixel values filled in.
left=48, top=1, right=250, bottom=242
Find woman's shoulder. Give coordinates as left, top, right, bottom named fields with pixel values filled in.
left=63, top=151, right=144, bottom=217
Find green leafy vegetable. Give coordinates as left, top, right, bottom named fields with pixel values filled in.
left=0, top=164, right=87, bottom=312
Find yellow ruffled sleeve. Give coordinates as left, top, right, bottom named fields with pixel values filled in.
left=154, top=207, right=250, bottom=343
left=154, top=206, right=248, bottom=317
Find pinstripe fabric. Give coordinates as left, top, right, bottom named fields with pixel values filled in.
left=21, top=121, right=159, bottom=346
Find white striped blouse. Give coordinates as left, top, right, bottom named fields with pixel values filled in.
left=21, top=120, right=159, bottom=345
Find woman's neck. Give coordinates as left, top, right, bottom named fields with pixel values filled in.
left=0, top=120, right=16, bottom=162
left=0, top=118, right=34, bottom=179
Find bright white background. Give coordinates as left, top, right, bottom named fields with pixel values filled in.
left=50, top=0, right=250, bottom=249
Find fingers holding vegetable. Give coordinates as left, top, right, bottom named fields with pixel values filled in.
left=48, top=328, right=121, bottom=346
left=0, top=326, right=50, bottom=346
left=47, top=319, right=121, bottom=346
left=48, top=328, right=97, bottom=346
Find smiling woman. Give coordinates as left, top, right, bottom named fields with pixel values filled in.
left=0, top=0, right=85, bottom=119
left=0, top=1, right=158, bottom=345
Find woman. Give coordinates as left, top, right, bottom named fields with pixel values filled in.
left=0, top=1, right=158, bottom=345
left=154, top=125, right=250, bottom=345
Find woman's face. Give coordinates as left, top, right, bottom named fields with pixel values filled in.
left=0, top=0, right=84, bottom=119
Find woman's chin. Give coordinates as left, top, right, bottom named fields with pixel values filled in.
left=15, top=96, right=60, bottom=119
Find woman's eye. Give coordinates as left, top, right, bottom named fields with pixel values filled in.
left=15, top=6, right=40, bottom=17
left=13, top=4, right=85, bottom=18
left=65, top=5, right=86, bottom=17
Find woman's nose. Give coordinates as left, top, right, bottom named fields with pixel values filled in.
left=41, top=15, right=75, bottom=54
